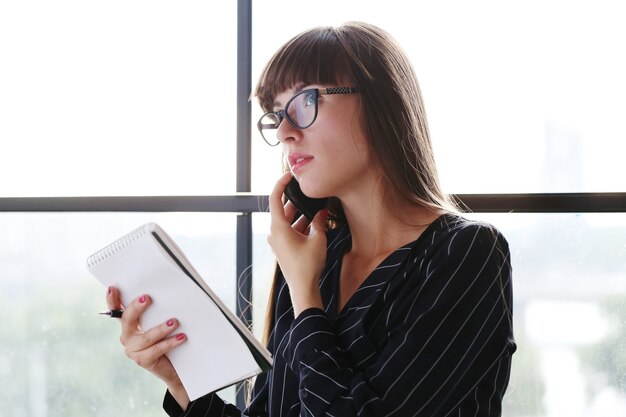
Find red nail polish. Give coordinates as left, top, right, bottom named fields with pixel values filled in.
left=176, top=333, right=186, bottom=341
left=167, top=319, right=174, bottom=327
left=139, top=295, right=146, bottom=303
left=107, top=286, right=112, bottom=295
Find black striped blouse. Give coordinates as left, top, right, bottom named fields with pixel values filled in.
left=164, top=213, right=516, bottom=417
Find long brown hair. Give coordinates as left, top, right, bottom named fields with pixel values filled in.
left=255, top=22, right=458, bottom=345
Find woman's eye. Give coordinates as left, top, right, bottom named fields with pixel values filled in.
left=304, top=92, right=316, bottom=107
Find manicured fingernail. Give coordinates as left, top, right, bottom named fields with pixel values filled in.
left=167, top=319, right=175, bottom=327
left=139, top=295, right=146, bottom=303
left=107, top=286, right=112, bottom=295
left=176, top=333, right=186, bottom=341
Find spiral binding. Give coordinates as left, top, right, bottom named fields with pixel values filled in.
left=86, top=223, right=152, bottom=268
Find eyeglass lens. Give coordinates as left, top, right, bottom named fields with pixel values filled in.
left=259, top=90, right=318, bottom=146
left=288, top=90, right=317, bottom=128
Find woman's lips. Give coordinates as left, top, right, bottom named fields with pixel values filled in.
left=288, top=153, right=313, bottom=174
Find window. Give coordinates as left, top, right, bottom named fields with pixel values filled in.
left=0, top=212, right=238, bottom=416
left=251, top=1, right=626, bottom=194
left=0, top=1, right=237, bottom=197
left=1, top=1, right=624, bottom=416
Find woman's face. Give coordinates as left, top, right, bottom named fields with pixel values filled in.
left=274, top=84, right=378, bottom=200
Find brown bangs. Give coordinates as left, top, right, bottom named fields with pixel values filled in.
left=255, top=26, right=352, bottom=111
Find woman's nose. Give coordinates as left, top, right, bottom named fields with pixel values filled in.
left=276, top=119, right=301, bottom=144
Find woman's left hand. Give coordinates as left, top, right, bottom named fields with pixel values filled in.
left=267, top=173, right=329, bottom=316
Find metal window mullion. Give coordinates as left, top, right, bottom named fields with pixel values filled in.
left=235, top=0, right=253, bottom=411
left=0, top=195, right=269, bottom=212
left=1, top=193, right=625, bottom=213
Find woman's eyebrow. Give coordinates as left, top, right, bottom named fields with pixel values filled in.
left=271, top=84, right=309, bottom=110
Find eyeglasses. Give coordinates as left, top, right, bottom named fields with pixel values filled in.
left=257, top=86, right=358, bottom=146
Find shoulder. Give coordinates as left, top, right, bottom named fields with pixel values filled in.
left=438, top=213, right=507, bottom=244
left=429, top=213, right=510, bottom=262
left=412, top=214, right=513, bottom=309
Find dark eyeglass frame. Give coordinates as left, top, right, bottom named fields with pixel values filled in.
left=257, top=86, right=358, bottom=146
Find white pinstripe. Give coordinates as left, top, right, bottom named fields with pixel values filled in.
left=379, top=230, right=498, bottom=397
left=304, top=388, right=331, bottom=404
left=291, top=330, right=334, bottom=366
left=374, top=228, right=480, bottom=380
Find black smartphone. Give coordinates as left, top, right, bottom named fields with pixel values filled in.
left=283, top=176, right=328, bottom=221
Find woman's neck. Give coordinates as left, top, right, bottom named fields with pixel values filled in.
left=339, top=187, right=442, bottom=259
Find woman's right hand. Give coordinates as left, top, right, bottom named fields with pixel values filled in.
left=106, top=286, right=190, bottom=408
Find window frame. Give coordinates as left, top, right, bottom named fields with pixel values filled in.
left=0, top=0, right=625, bottom=410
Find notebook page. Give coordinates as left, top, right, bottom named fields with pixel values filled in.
left=88, top=226, right=261, bottom=400
left=152, top=226, right=272, bottom=367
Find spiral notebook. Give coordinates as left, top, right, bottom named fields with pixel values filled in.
left=87, top=222, right=272, bottom=401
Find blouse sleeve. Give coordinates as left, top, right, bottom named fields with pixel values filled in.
left=285, top=223, right=515, bottom=416
left=163, top=390, right=241, bottom=417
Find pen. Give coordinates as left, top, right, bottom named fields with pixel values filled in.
left=99, top=309, right=124, bottom=318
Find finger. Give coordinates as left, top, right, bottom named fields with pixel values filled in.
left=309, top=209, right=330, bottom=237
left=284, top=200, right=297, bottom=222
left=127, top=333, right=187, bottom=368
left=269, top=172, right=293, bottom=227
left=119, top=294, right=151, bottom=342
left=106, top=286, right=123, bottom=311
left=292, top=214, right=311, bottom=234
left=125, top=317, right=180, bottom=352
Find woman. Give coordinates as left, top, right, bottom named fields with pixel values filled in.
left=106, top=21, right=515, bottom=416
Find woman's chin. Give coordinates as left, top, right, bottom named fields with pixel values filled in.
left=298, top=180, right=328, bottom=199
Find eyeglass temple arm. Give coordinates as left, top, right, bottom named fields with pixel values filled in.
left=318, top=87, right=358, bottom=95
